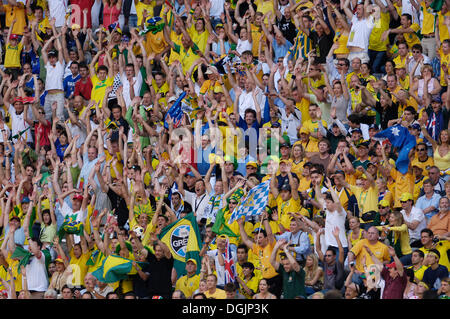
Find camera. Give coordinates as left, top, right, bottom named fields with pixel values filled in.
left=432, top=237, right=440, bottom=244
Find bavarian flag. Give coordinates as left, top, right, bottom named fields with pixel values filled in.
left=158, top=213, right=202, bottom=278
left=92, top=254, right=146, bottom=283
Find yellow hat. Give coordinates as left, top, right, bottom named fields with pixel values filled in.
left=299, top=126, right=309, bottom=134
left=246, top=161, right=258, bottom=168
left=400, top=193, right=413, bottom=202
left=186, top=258, right=197, bottom=266
left=360, top=174, right=367, bottom=180
left=213, top=85, right=224, bottom=94
left=378, top=199, right=390, bottom=207
left=41, top=199, right=50, bottom=211
left=71, top=24, right=81, bottom=30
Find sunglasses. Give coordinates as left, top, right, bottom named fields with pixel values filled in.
left=400, top=201, right=408, bottom=203
left=417, top=148, right=426, bottom=151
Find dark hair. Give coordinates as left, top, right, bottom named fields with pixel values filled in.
left=326, top=246, right=337, bottom=256
left=244, top=108, right=257, bottom=118
left=79, top=62, right=88, bottom=70
left=123, top=291, right=136, bottom=298
left=404, top=106, right=417, bottom=115
left=413, top=250, right=425, bottom=259
left=224, top=282, right=237, bottom=293
left=348, top=113, right=362, bottom=124
left=237, top=244, right=248, bottom=253
left=106, top=291, right=120, bottom=299
left=404, top=268, right=415, bottom=282
left=324, top=289, right=343, bottom=299
left=192, top=292, right=207, bottom=299
left=337, top=58, right=349, bottom=68
left=97, top=65, right=108, bottom=73
left=61, top=285, right=73, bottom=293
left=421, top=228, right=434, bottom=237
left=412, top=44, right=423, bottom=53
left=401, top=13, right=412, bottom=22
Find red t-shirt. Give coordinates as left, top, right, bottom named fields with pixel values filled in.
left=381, top=267, right=407, bottom=299
left=69, top=0, right=94, bottom=28
left=35, top=120, right=51, bottom=147
left=74, top=77, right=93, bottom=100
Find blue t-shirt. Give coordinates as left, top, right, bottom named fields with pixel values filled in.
left=63, top=73, right=81, bottom=98
left=272, top=39, right=293, bottom=61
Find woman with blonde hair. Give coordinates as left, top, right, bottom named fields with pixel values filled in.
left=304, top=253, right=324, bottom=296
left=376, top=211, right=412, bottom=266
left=290, top=143, right=306, bottom=176
left=421, top=128, right=450, bottom=173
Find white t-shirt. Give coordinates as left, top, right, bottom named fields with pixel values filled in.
left=25, top=251, right=49, bottom=292
left=206, top=248, right=237, bottom=286
left=237, top=87, right=264, bottom=120
left=120, top=72, right=143, bottom=108
left=401, top=206, right=427, bottom=242
left=48, top=0, right=67, bottom=27
left=45, top=61, right=65, bottom=91
left=209, top=0, right=225, bottom=19
left=324, top=206, right=348, bottom=248
left=184, top=191, right=210, bottom=223
left=347, top=15, right=374, bottom=51
left=9, top=105, right=33, bottom=143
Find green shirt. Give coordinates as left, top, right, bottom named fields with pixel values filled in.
left=277, top=264, right=306, bottom=299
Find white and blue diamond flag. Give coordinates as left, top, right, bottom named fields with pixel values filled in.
left=228, top=180, right=270, bottom=224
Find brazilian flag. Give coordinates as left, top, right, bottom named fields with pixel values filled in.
left=58, top=214, right=84, bottom=240
left=158, top=213, right=202, bottom=278
left=92, top=254, right=147, bottom=283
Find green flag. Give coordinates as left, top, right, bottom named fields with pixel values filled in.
left=158, top=213, right=202, bottom=278
left=430, top=0, right=444, bottom=11
left=11, top=246, right=32, bottom=274
left=58, top=214, right=84, bottom=240
left=92, top=255, right=147, bottom=283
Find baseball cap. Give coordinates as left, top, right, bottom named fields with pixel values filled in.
left=386, top=262, right=397, bottom=269
left=432, top=95, right=442, bottom=103
left=21, top=197, right=31, bottom=204
left=400, top=193, right=413, bottom=202
left=280, top=183, right=291, bottom=191
left=409, top=123, right=421, bottom=131
left=73, top=194, right=84, bottom=201
left=186, top=258, right=197, bottom=266
left=48, top=49, right=58, bottom=57
left=185, top=171, right=195, bottom=177
left=378, top=199, right=390, bottom=207
left=246, top=161, right=258, bottom=168
left=359, top=174, right=368, bottom=180
left=167, top=96, right=177, bottom=103
left=280, top=142, right=290, bottom=148
left=9, top=34, right=19, bottom=40
left=357, top=141, right=370, bottom=148
left=351, top=128, right=362, bottom=134
left=55, top=256, right=65, bottom=264
left=334, top=170, right=345, bottom=176
left=299, top=126, right=309, bottom=134
left=369, top=124, right=379, bottom=130
left=205, top=66, right=218, bottom=75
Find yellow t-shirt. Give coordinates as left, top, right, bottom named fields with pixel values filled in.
left=145, top=30, right=167, bottom=55
left=399, top=23, right=421, bottom=48
left=420, top=2, right=436, bottom=35
left=438, top=11, right=450, bottom=43
left=135, top=1, right=154, bottom=26
left=393, top=53, right=412, bottom=69
left=175, top=273, right=200, bottom=298
left=69, top=250, right=91, bottom=286
left=4, top=4, right=27, bottom=35
left=334, top=29, right=350, bottom=55
left=4, top=42, right=23, bottom=68
left=348, top=184, right=379, bottom=218
left=168, top=30, right=183, bottom=65
left=302, top=119, right=328, bottom=145
left=350, top=239, right=391, bottom=273
left=204, top=288, right=227, bottom=299
left=420, top=240, right=450, bottom=271
left=439, top=47, right=450, bottom=87
left=390, top=169, right=415, bottom=208
left=238, top=274, right=260, bottom=299
left=296, top=98, right=311, bottom=124
left=276, top=195, right=302, bottom=230
left=91, top=75, right=114, bottom=105
left=251, top=240, right=278, bottom=279
left=188, top=24, right=209, bottom=54
left=369, top=11, right=391, bottom=51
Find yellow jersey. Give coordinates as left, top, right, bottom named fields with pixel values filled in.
left=398, top=23, right=421, bottom=48
left=369, top=11, right=391, bottom=51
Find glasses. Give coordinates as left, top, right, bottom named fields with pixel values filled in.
left=337, top=63, right=346, bottom=66
left=324, top=254, right=333, bottom=257
left=400, top=201, right=408, bottom=203
left=229, top=201, right=238, bottom=205
left=417, top=148, right=426, bottom=151
left=412, top=50, right=421, bottom=53
left=378, top=206, right=387, bottom=209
